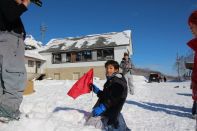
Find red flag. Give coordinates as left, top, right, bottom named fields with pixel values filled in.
left=67, top=69, right=93, bottom=99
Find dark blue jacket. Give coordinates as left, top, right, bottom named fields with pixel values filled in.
left=93, top=73, right=128, bottom=128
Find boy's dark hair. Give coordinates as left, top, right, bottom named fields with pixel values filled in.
left=189, top=10, right=197, bottom=25
left=105, top=60, right=119, bottom=70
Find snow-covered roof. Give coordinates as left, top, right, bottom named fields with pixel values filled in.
left=41, top=30, right=131, bottom=53
left=24, top=35, right=43, bottom=49
left=25, top=50, right=46, bottom=61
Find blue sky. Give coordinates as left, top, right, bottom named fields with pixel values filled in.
left=21, top=0, right=197, bottom=75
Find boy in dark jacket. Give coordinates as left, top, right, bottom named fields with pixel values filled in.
left=85, top=60, right=129, bottom=130
left=0, top=0, right=30, bottom=121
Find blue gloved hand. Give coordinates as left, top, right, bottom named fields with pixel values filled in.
left=92, top=103, right=106, bottom=117
left=90, top=84, right=100, bottom=94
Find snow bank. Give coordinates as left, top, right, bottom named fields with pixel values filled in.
left=0, top=76, right=195, bottom=131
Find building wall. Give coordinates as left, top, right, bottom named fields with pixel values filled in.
left=40, top=53, right=51, bottom=69
left=45, top=66, right=106, bottom=80
left=40, top=45, right=132, bottom=80
left=25, top=57, right=45, bottom=74
left=114, top=46, right=128, bottom=64
left=41, top=46, right=129, bottom=68
left=129, top=31, right=133, bottom=55
left=25, top=58, right=33, bottom=73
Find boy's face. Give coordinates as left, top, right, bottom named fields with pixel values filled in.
left=105, top=64, right=119, bottom=77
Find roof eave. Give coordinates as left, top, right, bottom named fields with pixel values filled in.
left=39, top=44, right=129, bottom=53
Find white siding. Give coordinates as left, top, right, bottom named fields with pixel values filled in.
left=61, top=53, right=67, bottom=62
left=92, top=50, right=97, bottom=61
left=129, top=31, right=133, bottom=55
left=114, top=46, right=128, bottom=64
left=39, top=61, right=46, bottom=73
left=25, top=57, right=45, bottom=74
left=25, top=58, right=35, bottom=73
left=40, top=53, right=52, bottom=69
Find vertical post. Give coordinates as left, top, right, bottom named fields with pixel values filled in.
left=40, top=23, right=47, bottom=43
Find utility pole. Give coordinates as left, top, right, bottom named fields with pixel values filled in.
left=40, top=23, right=47, bottom=43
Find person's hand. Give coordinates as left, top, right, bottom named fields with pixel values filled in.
left=90, top=84, right=100, bottom=94
left=22, top=0, right=31, bottom=7
left=92, top=104, right=106, bottom=117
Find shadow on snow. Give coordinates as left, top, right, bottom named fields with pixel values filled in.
left=53, top=106, right=132, bottom=131
left=126, top=100, right=192, bottom=119
left=53, top=107, right=91, bottom=117
left=177, top=93, right=192, bottom=97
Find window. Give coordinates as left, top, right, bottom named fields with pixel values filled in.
left=97, top=48, right=114, bottom=60
left=66, top=53, right=71, bottom=62
left=103, top=49, right=114, bottom=60
left=76, top=50, right=92, bottom=62
left=52, top=53, right=71, bottom=64
left=51, top=49, right=113, bottom=64
left=76, top=52, right=82, bottom=62
left=54, top=73, right=60, bottom=80
left=52, top=53, right=61, bottom=64
left=36, top=61, right=41, bottom=68
left=73, top=72, right=80, bottom=80
left=28, top=60, right=34, bottom=67
left=97, top=49, right=103, bottom=60
left=82, top=50, right=92, bottom=61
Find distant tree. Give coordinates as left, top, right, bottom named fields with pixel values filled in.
left=174, top=54, right=186, bottom=81
left=174, top=50, right=194, bottom=81
left=185, top=49, right=194, bottom=62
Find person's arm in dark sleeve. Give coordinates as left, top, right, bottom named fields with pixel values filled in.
left=102, top=83, right=124, bottom=108
left=0, top=0, right=27, bottom=22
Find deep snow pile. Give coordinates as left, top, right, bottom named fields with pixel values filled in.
left=24, top=35, right=43, bottom=49
left=0, top=76, right=195, bottom=131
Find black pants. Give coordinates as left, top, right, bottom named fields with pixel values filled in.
left=192, top=101, right=197, bottom=115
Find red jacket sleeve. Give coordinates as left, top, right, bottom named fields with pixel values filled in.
left=187, top=38, right=197, bottom=52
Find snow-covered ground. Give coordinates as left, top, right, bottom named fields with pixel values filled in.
left=0, top=76, right=195, bottom=131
